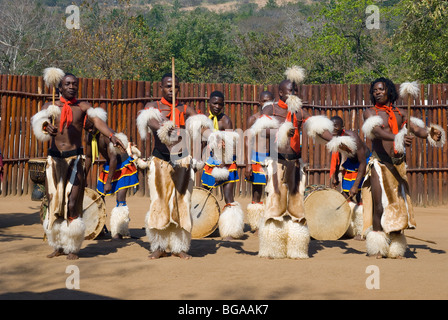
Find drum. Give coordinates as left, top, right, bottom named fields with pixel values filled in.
left=29, top=158, right=47, bottom=201
left=304, top=185, right=352, bottom=240
left=190, top=187, right=221, bottom=239
left=29, top=158, right=47, bottom=184
left=83, top=187, right=107, bottom=240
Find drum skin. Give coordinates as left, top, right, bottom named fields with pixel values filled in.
left=190, top=187, right=221, bottom=239
left=304, top=186, right=352, bottom=240
left=83, top=188, right=107, bottom=240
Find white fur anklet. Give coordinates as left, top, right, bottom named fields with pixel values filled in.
left=388, top=232, right=407, bottom=259
left=219, top=202, right=245, bottom=239
left=286, top=219, right=310, bottom=259
left=44, top=218, right=63, bottom=251
left=60, top=218, right=86, bottom=255
left=110, top=205, right=131, bottom=238
left=258, top=218, right=287, bottom=259
left=366, top=230, right=390, bottom=258
left=246, top=202, right=265, bottom=231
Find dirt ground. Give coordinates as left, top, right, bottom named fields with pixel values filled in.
left=0, top=193, right=447, bottom=301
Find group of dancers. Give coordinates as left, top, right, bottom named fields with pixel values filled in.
left=31, top=66, right=446, bottom=260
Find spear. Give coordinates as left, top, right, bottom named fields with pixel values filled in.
left=399, top=81, right=420, bottom=134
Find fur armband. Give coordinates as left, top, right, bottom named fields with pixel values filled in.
left=410, top=117, right=425, bottom=129
left=47, top=104, right=61, bottom=119
left=394, top=126, right=408, bottom=154
left=126, top=142, right=150, bottom=169
left=427, top=123, right=446, bottom=148
left=326, top=135, right=358, bottom=158
left=157, top=120, right=176, bottom=146
left=87, top=107, right=108, bottom=123
left=362, top=116, right=383, bottom=140
left=262, top=101, right=275, bottom=110
left=208, top=130, right=240, bottom=164
left=190, top=158, right=205, bottom=171
left=278, top=121, right=294, bottom=149
left=394, top=117, right=425, bottom=154
left=136, top=107, right=163, bottom=140
left=185, top=114, right=214, bottom=142
left=249, top=115, right=280, bottom=137
left=108, top=132, right=129, bottom=156
left=303, top=115, right=334, bottom=143
left=31, top=109, right=52, bottom=142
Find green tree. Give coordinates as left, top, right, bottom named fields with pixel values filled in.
left=233, top=31, right=299, bottom=84
left=144, top=9, right=239, bottom=83
left=394, top=0, right=448, bottom=83
left=62, top=0, right=152, bottom=80
left=0, top=0, right=64, bottom=75
left=302, top=0, right=393, bottom=83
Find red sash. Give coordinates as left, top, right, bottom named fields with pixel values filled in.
left=374, top=103, right=398, bottom=135
left=374, top=103, right=403, bottom=154
left=157, top=97, right=185, bottom=128
left=278, top=99, right=301, bottom=153
left=59, top=97, right=77, bottom=132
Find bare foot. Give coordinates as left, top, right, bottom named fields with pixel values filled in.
left=47, top=249, right=64, bottom=258
left=148, top=250, right=168, bottom=260
left=112, top=234, right=123, bottom=241
left=173, top=252, right=192, bottom=260
left=375, top=253, right=383, bottom=259
left=354, top=235, right=364, bottom=241
left=67, top=253, right=79, bottom=260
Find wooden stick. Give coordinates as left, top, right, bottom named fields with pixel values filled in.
left=407, top=95, right=411, bottom=134
left=336, top=194, right=352, bottom=210
left=171, top=57, right=176, bottom=122
left=52, top=86, right=56, bottom=126
left=405, top=234, right=437, bottom=245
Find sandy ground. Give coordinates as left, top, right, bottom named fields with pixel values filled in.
left=0, top=193, right=447, bottom=302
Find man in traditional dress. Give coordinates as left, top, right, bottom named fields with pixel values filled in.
left=244, top=91, right=274, bottom=232
left=201, top=91, right=244, bottom=240
left=31, top=72, right=123, bottom=260
left=327, top=116, right=371, bottom=240
left=361, top=77, right=445, bottom=258
left=84, top=111, right=140, bottom=240
left=255, top=67, right=312, bottom=259
left=137, top=73, right=213, bottom=259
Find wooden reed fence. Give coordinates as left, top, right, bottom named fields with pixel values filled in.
left=0, top=74, right=447, bottom=206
